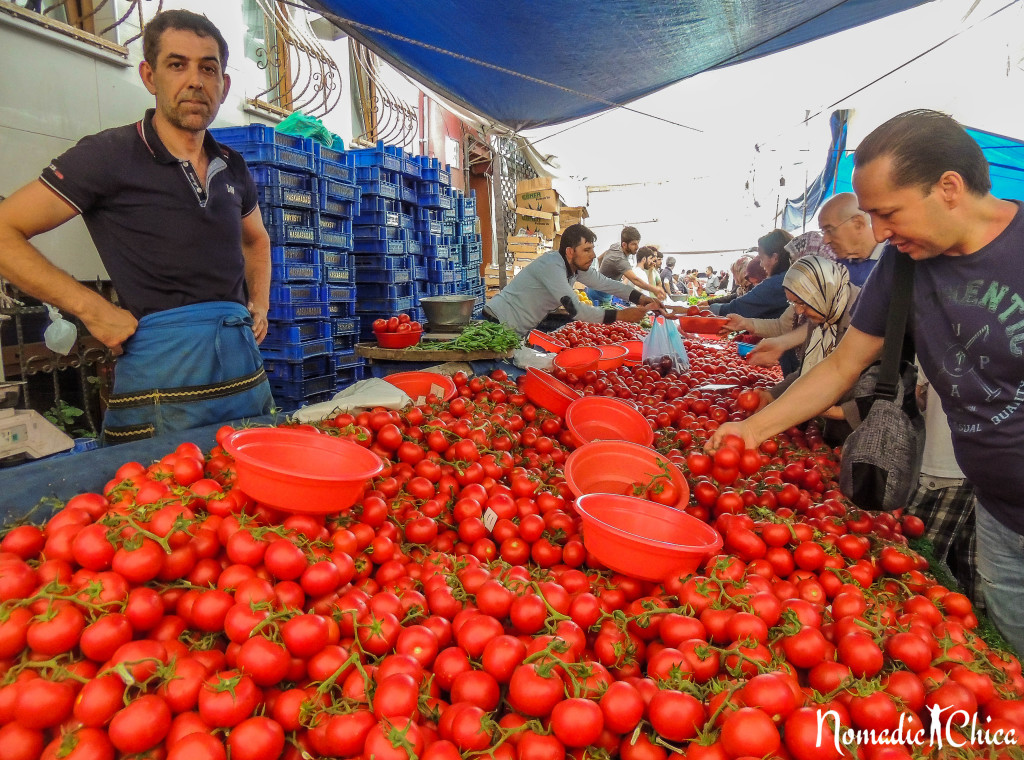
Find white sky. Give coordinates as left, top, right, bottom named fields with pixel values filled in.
left=522, top=0, right=1024, bottom=265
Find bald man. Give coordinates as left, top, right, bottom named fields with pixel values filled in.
left=818, top=193, right=884, bottom=287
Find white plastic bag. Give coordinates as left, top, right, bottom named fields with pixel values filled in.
left=642, top=316, right=688, bottom=374
left=43, top=305, right=77, bottom=355
left=513, top=347, right=555, bottom=371
left=291, top=377, right=413, bottom=422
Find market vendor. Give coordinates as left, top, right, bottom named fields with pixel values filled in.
left=483, top=224, right=660, bottom=335
left=0, top=10, right=273, bottom=444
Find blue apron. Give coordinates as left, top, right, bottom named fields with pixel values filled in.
left=102, top=302, right=274, bottom=444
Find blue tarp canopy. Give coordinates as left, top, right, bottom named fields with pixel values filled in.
left=309, top=0, right=930, bottom=130
left=829, top=126, right=1024, bottom=202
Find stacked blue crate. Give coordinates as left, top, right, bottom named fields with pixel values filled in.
left=351, top=142, right=421, bottom=342
left=211, top=125, right=336, bottom=406
left=315, top=142, right=363, bottom=387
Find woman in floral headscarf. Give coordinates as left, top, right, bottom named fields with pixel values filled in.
left=731, top=255, right=862, bottom=443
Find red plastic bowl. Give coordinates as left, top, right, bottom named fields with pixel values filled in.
left=222, top=428, right=383, bottom=515
left=383, top=371, right=457, bottom=403
left=565, top=396, right=654, bottom=447
left=375, top=328, right=422, bottom=348
left=563, top=439, right=689, bottom=509
left=597, top=344, right=628, bottom=370
left=553, top=346, right=602, bottom=373
left=676, top=316, right=729, bottom=334
left=574, top=493, right=723, bottom=581
left=521, top=367, right=581, bottom=417
left=620, top=340, right=644, bottom=366
left=527, top=330, right=568, bottom=354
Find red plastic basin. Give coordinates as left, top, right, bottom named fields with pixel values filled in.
left=620, top=340, right=644, bottom=367
left=553, top=346, right=602, bottom=373
left=521, top=367, right=581, bottom=417
left=565, top=396, right=654, bottom=447
left=598, top=344, right=628, bottom=370
left=383, top=371, right=457, bottom=403
left=528, top=330, right=568, bottom=354
left=676, top=316, right=729, bottom=334
left=563, top=439, right=689, bottom=509
left=223, top=428, right=383, bottom=515
left=375, top=329, right=423, bottom=348
left=575, top=493, right=723, bottom=581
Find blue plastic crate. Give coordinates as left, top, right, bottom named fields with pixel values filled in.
left=264, top=353, right=335, bottom=382
left=356, top=295, right=415, bottom=313
left=335, top=352, right=363, bottom=371
left=233, top=143, right=314, bottom=172
left=400, top=156, right=421, bottom=178
left=396, top=213, right=415, bottom=231
left=269, top=282, right=328, bottom=305
left=255, top=184, right=316, bottom=211
left=319, top=177, right=360, bottom=203
left=354, top=210, right=400, bottom=227
left=321, top=233, right=353, bottom=251
left=422, top=244, right=453, bottom=260
left=323, top=264, right=352, bottom=284
left=328, top=285, right=357, bottom=302
left=418, top=192, right=454, bottom=210
left=355, top=267, right=412, bottom=285
left=317, top=158, right=354, bottom=184
left=267, top=301, right=331, bottom=321
left=360, top=195, right=397, bottom=213
left=320, top=196, right=355, bottom=218
left=399, top=184, right=417, bottom=204
left=463, top=247, right=483, bottom=267
left=264, top=319, right=330, bottom=345
left=270, top=374, right=336, bottom=400
left=333, top=334, right=358, bottom=354
left=350, top=142, right=403, bottom=173
left=457, top=221, right=477, bottom=238
left=406, top=240, right=422, bottom=256
left=428, top=268, right=456, bottom=284
left=271, top=262, right=322, bottom=283
left=357, top=179, right=399, bottom=200
left=263, top=205, right=316, bottom=228
left=336, top=365, right=366, bottom=388
left=313, top=142, right=348, bottom=165
left=332, top=316, right=359, bottom=337
left=265, top=223, right=318, bottom=247
left=415, top=219, right=442, bottom=236
left=417, top=156, right=451, bottom=186
left=319, top=214, right=353, bottom=249
left=442, top=207, right=459, bottom=221
left=358, top=282, right=414, bottom=299
left=251, top=165, right=319, bottom=209
left=328, top=300, right=356, bottom=318
left=212, top=124, right=311, bottom=150
left=261, top=337, right=333, bottom=361
left=410, top=307, right=427, bottom=324
left=354, top=238, right=407, bottom=255
left=270, top=246, right=320, bottom=266
left=441, top=222, right=458, bottom=237
left=355, top=165, right=399, bottom=184
left=458, top=196, right=477, bottom=218
left=321, top=250, right=350, bottom=268
left=353, top=253, right=412, bottom=270
left=354, top=224, right=406, bottom=241
left=413, top=264, right=428, bottom=281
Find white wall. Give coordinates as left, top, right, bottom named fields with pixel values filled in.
left=0, top=0, right=354, bottom=279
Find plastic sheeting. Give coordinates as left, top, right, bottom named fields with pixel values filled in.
left=828, top=126, right=1024, bottom=202
left=309, top=0, right=929, bottom=130
left=781, top=110, right=850, bottom=232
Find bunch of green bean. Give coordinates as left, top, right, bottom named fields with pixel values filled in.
left=408, top=321, right=521, bottom=352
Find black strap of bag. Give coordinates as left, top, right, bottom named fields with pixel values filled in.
left=874, top=251, right=914, bottom=402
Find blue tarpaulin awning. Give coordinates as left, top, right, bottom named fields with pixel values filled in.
left=308, top=0, right=931, bottom=130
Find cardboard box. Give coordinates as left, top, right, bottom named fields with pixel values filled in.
left=558, top=205, right=589, bottom=231
left=516, top=178, right=562, bottom=215
left=516, top=177, right=552, bottom=193
left=516, top=208, right=558, bottom=239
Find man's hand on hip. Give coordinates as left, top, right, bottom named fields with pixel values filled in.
left=83, top=302, right=137, bottom=356
left=248, top=301, right=269, bottom=344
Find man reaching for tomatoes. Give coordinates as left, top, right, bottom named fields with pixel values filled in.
left=482, top=224, right=661, bottom=335
left=708, top=109, right=1024, bottom=654
left=0, top=10, right=274, bottom=444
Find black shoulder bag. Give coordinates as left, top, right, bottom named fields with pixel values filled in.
left=838, top=252, right=925, bottom=511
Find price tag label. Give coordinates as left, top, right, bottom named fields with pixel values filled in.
left=482, top=507, right=498, bottom=532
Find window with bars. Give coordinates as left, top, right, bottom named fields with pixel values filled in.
left=3, top=0, right=146, bottom=48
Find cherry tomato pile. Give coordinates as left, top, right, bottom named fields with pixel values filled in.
left=550, top=322, right=648, bottom=347
left=0, top=346, right=1021, bottom=760
left=374, top=314, right=423, bottom=334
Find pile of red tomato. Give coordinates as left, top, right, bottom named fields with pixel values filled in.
left=0, top=339, right=1021, bottom=760
left=550, top=322, right=648, bottom=347
left=373, top=314, right=423, bottom=335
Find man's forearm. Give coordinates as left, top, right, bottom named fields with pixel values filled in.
left=623, top=270, right=656, bottom=293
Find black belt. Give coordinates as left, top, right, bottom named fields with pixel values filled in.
left=481, top=309, right=500, bottom=324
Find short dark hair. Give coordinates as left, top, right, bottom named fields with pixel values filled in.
left=854, top=109, right=991, bottom=196
left=143, top=10, right=229, bottom=70
left=758, top=229, right=794, bottom=273
left=621, top=226, right=641, bottom=245
left=560, top=224, right=596, bottom=254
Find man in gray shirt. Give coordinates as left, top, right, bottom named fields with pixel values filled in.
left=484, top=224, right=659, bottom=335
left=587, top=226, right=666, bottom=306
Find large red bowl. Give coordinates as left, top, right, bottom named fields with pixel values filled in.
left=521, top=367, right=581, bottom=417
left=553, top=346, right=602, bottom=373
left=223, top=428, right=383, bottom=515
left=597, top=344, right=629, bottom=370
left=620, top=340, right=644, bottom=367
left=383, top=371, right=457, bottom=403
left=565, top=396, right=654, bottom=447
left=575, top=493, right=723, bottom=581
left=676, top=316, right=729, bottom=334
left=563, top=439, right=689, bottom=509
left=527, top=330, right=568, bottom=354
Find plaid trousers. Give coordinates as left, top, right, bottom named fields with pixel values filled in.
left=905, top=475, right=979, bottom=607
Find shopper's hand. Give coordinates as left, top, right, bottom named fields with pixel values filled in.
left=746, top=338, right=784, bottom=367
left=705, top=421, right=759, bottom=454
left=722, top=313, right=752, bottom=335
left=638, top=295, right=662, bottom=310
left=650, top=285, right=667, bottom=301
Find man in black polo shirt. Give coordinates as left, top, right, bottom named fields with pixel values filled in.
left=0, top=10, right=273, bottom=443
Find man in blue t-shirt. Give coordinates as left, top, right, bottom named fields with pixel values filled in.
left=818, top=193, right=884, bottom=287
left=0, top=10, right=273, bottom=442
left=708, top=109, right=1024, bottom=653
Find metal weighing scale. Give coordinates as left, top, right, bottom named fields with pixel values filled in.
left=0, top=382, right=75, bottom=460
